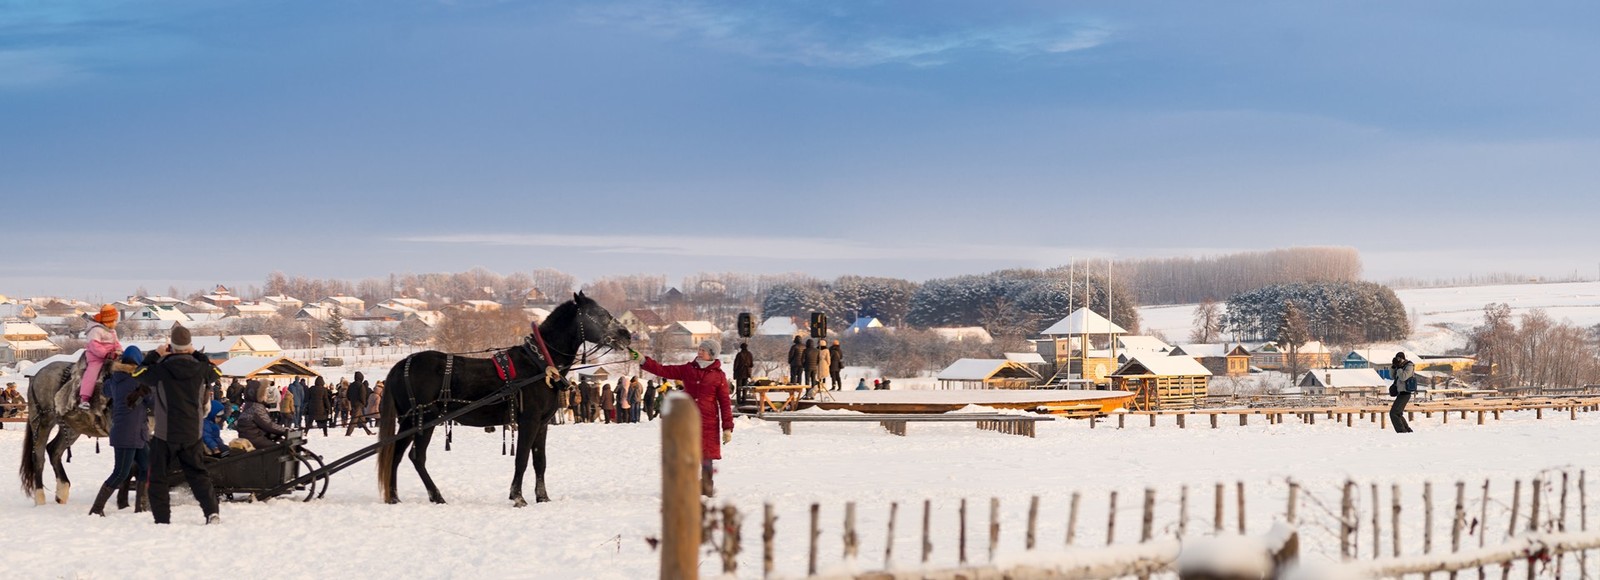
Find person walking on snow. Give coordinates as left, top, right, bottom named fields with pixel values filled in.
left=632, top=340, right=733, bottom=497
left=130, top=323, right=222, bottom=525
left=78, top=304, right=123, bottom=410
left=787, top=336, right=804, bottom=385
left=1388, top=353, right=1417, bottom=433
left=89, top=346, right=152, bottom=516
left=828, top=340, right=844, bottom=391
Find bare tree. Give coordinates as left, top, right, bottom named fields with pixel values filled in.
left=1189, top=298, right=1223, bottom=343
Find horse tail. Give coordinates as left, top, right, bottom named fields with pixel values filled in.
left=19, top=414, right=39, bottom=498
left=377, top=368, right=399, bottom=503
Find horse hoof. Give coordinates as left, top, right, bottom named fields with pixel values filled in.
left=385, top=497, right=401, bottom=505
left=33, top=490, right=46, bottom=506
left=429, top=496, right=447, bottom=505
left=56, top=483, right=70, bottom=504
left=513, top=498, right=527, bottom=508
left=535, top=495, right=550, bottom=503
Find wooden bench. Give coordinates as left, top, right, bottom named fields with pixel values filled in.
left=758, top=412, right=1053, bottom=438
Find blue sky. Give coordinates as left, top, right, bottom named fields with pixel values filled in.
left=4, top=0, right=1598, bottom=299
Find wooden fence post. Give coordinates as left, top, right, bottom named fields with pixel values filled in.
left=1581, top=471, right=1588, bottom=575
left=1026, top=496, right=1039, bottom=551
left=809, top=503, right=820, bottom=577
left=763, top=503, right=775, bottom=579
left=1142, top=488, right=1156, bottom=542
left=1341, top=481, right=1354, bottom=560
left=1372, top=483, right=1381, bottom=559
left=1067, top=492, right=1081, bottom=546
left=1392, top=483, right=1402, bottom=558
left=1425, top=481, right=1434, bottom=565
left=1215, top=483, right=1225, bottom=534
left=1237, top=481, right=1247, bottom=535
left=721, top=505, right=742, bottom=576
left=922, top=499, right=932, bottom=565
left=959, top=498, right=968, bottom=565
left=1288, top=480, right=1299, bottom=525
left=1529, top=478, right=1542, bottom=534
left=1480, top=480, right=1490, bottom=549
left=1451, top=482, right=1465, bottom=580
left=844, top=502, right=859, bottom=562
left=1108, top=491, right=1119, bottom=546
left=988, top=497, right=1000, bottom=563
left=885, top=501, right=898, bottom=568
left=1509, top=480, right=1522, bottom=539
left=661, top=393, right=702, bottom=580
left=1179, top=485, right=1190, bottom=538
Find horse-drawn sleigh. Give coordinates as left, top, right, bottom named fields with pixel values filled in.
left=19, top=293, right=631, bottom=509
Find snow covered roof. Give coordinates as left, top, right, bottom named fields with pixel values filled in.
left=936, top=358, right=1042, bottom=381
left=1113, top=355, right=1212, bottom=377
left=1004, top=352, right=1046, bottom=364
left=1117, top=335, right=1171, bottom=352
left=846, top=316, right=885, bottom=333
left=2, top=321, right=49, bottom=339
left=757, top=316, right=802, bottom=336
left=930, top=327, right=993, bottom=343
left=1040, top=308, right=1127, bottom=336
left=1301, top=368, right=1389, bottom=389
left=668, top=321, right=720, bottom=335
left=0, top=339, right=60, bottom=353
left=216, top=356, right=319, bottom=379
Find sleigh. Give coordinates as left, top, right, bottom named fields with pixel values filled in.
left=200, top=431, right=330, bottom=502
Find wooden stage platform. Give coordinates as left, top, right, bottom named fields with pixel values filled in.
left=800, top=389, right=1135, bottom=415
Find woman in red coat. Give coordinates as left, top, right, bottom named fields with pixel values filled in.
left=635, top=339, right=733, bottom=497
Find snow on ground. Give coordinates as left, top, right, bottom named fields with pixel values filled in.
left=1139, top=280, right=1600, bottom=354
left=4, top=408, right=1600, bottom=578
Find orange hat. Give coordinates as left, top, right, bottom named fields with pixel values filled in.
left=93, top=304, right=119, bottom=325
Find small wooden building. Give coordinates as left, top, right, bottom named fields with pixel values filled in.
left=1298, top=368, right=1389, bottom=397
left=936, top=358, right=1043, bottom=390
left=1110, top=356, right=1211, bottom=410
left=1037, top=308, right=1128, bottom=387
left=216, top=356, right=320, bottom=382
left=663, top=321, right=722, bottom=349
left=1250, top=341, right=1332, bottom=371
left=1170, top=344, right=1251, bottom=377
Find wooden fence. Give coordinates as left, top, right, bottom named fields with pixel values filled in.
left=663, top=463, right=1600, bottom=577
left=1093, top=397, right=1600, bottom=432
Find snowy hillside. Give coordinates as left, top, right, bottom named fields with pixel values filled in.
left=1139, top=280, right=1600, bottom=354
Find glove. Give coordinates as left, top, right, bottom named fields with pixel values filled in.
left=628, top=348, right=643, bottom=362
left=721, top=430, right=732, bottom=445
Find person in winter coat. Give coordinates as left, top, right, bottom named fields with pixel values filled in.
left=856, top=377, right=868, bottom=390
left=801, top=338, right=817, bottom=387
left=787, top=336, right=803, bottom=385
left=225, top=378, right=244, bottom=408
left=617, top=376, right=633, bottom=423
left=202, top=400, right=226, bottom=456
left=634, top=339, right=734, bottom=497
left=630, top=377, right=645, bottom=423
left=307, top=376, right=332, bottom=436
left=733, top=342, right=754, bottom=393
left=288, top=378, right=308, bottom=429
left=130, top=324, right=221, bottom=525
left=334, top=378, right=350, bottom=425
left=643, top=379, right=659, bottom=421
left=365, top=382, right=382, bottom=425
left=236, top=380, right=290, bottom=450
left=78, top=304, right=123, bottom=409
left=345, top=372, right=372, bottom=436
left=278, top=384, right=296, bottom=427
left=1389, top=353, right=1417, bottom=433
left=91, top=346, right=153, bottom=516
left=828, top=340, right=844, bottom=391
left=600, top=384, right=615, bottom=424
left=815, top=344, right=832, bottom=391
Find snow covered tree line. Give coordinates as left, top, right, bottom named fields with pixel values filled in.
left=1221, top=281, right=1409, bottom=344
left=1115, top=246, right=1362, bottom=305
left=1470, top=304, right=1600, bottom=388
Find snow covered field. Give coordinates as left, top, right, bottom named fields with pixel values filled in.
left=3, top=408, right=1598, bottom=578
left=1139, top=280, right=1600, bottom=354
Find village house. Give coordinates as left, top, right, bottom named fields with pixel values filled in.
left=0, top=321, right=60, bottom=364
left=757, top=316, right=804, bottom=337
left=846, top=316, right=886, bottom=334
left=125, top=304, right=193, bottom=324
left=618, top=309, right=668, bottom=337
left=1298, top=368, right=1390, bottom=398
left=260, top=295, right=304, bottom=310
left=196, top=285, right=242, bottom=308
left=1037, top=307, right=1128, bottom=386
left=1249, top=341, right=1333, bottom=371
left=0, top=303, right=39, bottom=320
left=129, top=334, right=283, bottom=363
left=936, top=358, right=1044, bottom=389
left=662, top=321, right=721, bottom=349
left=225, top=303, right=279, bottom=319
left=1169, top=343, right=1252, bottom=377
left=929, top=327, right=994, bottom=343
left=320, top=296, right=366, bottom=314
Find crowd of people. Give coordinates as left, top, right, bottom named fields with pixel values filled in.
left=564, top=374, right=666, bottom=424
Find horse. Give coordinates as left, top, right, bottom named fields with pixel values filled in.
left=377, top=292, right=631, bottom=507
left=18, top=357, right=112, bottom=506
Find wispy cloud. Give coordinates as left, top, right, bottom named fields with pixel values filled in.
left=396, top=232, right=1110, bottom=264
left=0, top=3, right=195, bottom=90
left=580, top=0, right=1111, bottom=67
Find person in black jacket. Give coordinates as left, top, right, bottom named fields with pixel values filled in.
left=828, top=340, right=843, bottom=391
left=235, top=380, right=290, bottom=450
left=130, top=324, right=222, bottom=525
left=787, top=336, right=803, bottom=385
left=307, top=376, right=332, bottom=436
left=345, top=371, right=372, bottom=436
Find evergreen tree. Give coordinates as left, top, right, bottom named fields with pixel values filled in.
left=323, top=308, right=352, bottom=346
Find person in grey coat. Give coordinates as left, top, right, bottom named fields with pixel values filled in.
left=1388, top=353, right=1416, bottom=433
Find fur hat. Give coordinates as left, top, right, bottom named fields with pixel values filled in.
left=92, top=304, right=118, bottom=325
left=698, top=339, right=719, bottom=358
left=170, top=324, right=193, bottom=352
left=120, top=345, right=143, bottom=365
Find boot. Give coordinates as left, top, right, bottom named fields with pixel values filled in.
left=134, top=482, right=149, bottom=513
left=700, top=463, right=715, bottom=498
left=88, top=484, right=115, bottom=517
left=116, top=479, right=131, bottom=510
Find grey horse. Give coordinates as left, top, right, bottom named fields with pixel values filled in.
left=18, top=358, right=111, bottom=506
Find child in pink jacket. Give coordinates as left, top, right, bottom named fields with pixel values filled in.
left=79, top=304, right=122, bottom=410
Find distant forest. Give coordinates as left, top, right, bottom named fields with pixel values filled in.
left=180, top=246, right=1374, bottom=341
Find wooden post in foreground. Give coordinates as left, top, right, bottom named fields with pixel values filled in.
left=661, top=393, right=702, bottom=580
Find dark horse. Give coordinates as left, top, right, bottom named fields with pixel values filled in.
left=377, top=292, right=630, bottom=507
